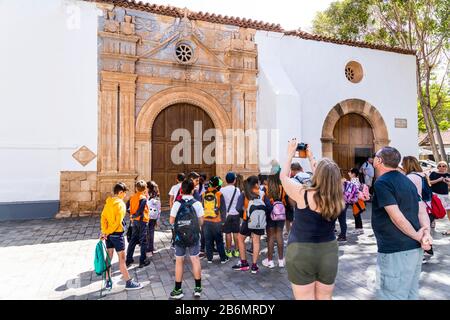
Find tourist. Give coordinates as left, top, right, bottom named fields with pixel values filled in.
left=169, top=179, right=204, bottom=299
left=259, top=174, right=268, bottom=193
left=221, top=172, right=242, bottom=259
left=281, top=139, right=342, bottom=300
left=146, top=180, right=161, bottom=258
left=360, top=157, right=375, bottom=195
left=188, top=172, right=202, bottom=201
left=372, top=147, right=432, bottom=300
left=402, top=156, right=434, bottom=261
left=235, top=173, right=245, bottom=192
left=100, top=182, right=142, bottom=291
left=198, top=173, right=207, bottom=195
left=348, top=168, right=370, bottom=234
left=168, top=173, right=185, bottom=208
left=429, top=161, right=450, bottom=235
left=169, top=173, right=185, bottom=250
left=263, top=173, right=286, bottom=268
left=232, top=176, right=272, bottom=274
left=339, top=177, right=359, bottom=242
left=284, top=162, right=303, bottom=238
left=125, top=180, right=150, bottom=268
left=202, top=176, right=228, bottom=264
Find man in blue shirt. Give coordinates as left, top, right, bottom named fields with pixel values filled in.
left=372, top=146, right=432, bottom=300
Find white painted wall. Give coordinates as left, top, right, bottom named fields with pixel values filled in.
left=0, top=0, right=99, bottom=202
left=256, top=31, right=418, bottom=170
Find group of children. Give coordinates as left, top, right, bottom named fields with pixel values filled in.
left=99, top=168, right=295, bottom=299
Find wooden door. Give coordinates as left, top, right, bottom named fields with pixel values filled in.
left=151, top=103, right=216, bottom=204
left=333, top=113, right=374, bottom=178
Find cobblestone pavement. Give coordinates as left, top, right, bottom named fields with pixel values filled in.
left=0, top=205, right=449, bottom=300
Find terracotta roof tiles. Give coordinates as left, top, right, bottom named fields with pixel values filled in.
left=284, top=30, right=415, bottom=55
left=87, top=0, right=416, bottom=56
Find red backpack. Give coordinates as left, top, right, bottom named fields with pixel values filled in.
left=425, top=194, right=446, bottom=219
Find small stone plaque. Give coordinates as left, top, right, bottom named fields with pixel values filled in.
left=395, top=118, right=407, bottom=128
left=72, top=146, right=96, bottom=167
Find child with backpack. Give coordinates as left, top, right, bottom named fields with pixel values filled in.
left=338, top=178, right=359, bottom=242
left=202, top=176, right=228, bottom=263
left=262, top=174, right=286, bottom=268
left=232, top=176, right=272, bottom=274
left=169, top=179, right=204, bottom=299
left=126, top=180, right=150, bottom=268
left=221, top=172, right=242, bottom=258
left=146, top=181, right=161, bottom=258
left=348, top=168, right=370, bottom=234
left=100, top=182, right=142, bottom=291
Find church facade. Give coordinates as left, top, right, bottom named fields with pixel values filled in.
left=0, top=0, right=418, bottom=220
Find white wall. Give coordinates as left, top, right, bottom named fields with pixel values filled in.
left=256, top=31, right=418, bottom=170
left=0, top=0, right=99, bottom=202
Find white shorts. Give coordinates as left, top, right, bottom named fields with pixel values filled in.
left=364, top=176, right=373, bottom=187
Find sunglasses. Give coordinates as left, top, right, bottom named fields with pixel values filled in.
left=438, top=165, right=447, bottom=168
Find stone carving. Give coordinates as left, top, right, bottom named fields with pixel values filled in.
left=135, top=16, right=159, bottom=33
left=72, top=146, right=96, bottom=167
left=121, top=15, right=135, bottom=35
left=104, top=11, right=119, bottom=33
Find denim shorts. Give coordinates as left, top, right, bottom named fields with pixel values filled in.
left=105, top=233, right=125, bottom=252
left=376, top=247, right=423, bottom=300
left=175, top=240, right=201, bottom=257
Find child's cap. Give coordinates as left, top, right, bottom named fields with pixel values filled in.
left=209, top=176, right=223, bottom=188
left=225, top=172, right=236, bottom=183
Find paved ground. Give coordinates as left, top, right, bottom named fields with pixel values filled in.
left=1, top=205, right=449, bottom=300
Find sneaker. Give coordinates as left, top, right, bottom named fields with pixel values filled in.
left=207, top=260, right=213, bottom=264
left=233, top=249, right=240, bottom=258
left=221, top=257, right=230, bottom=264
left=125, top=279, right=143, bottom=291
left=225, top=250, right=233, bottom=258
left=199, top=252, right=206, bottom=259
left=232, top=261, right=250, bottom=271
left=337, top=235, right=347, bottom=242
left=278, top=258, right=285, bottom=268
left=139, top=259, right=151, bottom=268
left=262, top=258, right=275, bottom=269
left=350, top=229, right=363, bottom=235
left=422, top=257, right=428, bottom=264
left=251, top=264, right=259, bottom=274
left=193, top=287, right=202, bottom=298
left=105, top=279, right=113, bottom=290
left=126, top=259, right=134, bottom=268
left=170, top=288, right=184, bottom=299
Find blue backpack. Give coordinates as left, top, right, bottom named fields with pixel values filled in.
left=174, top=199, right=200, bottom=248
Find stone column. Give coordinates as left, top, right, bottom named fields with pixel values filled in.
left=99, top=75, right=119, bottom=173
left=118, top=75, right=137, bottom=174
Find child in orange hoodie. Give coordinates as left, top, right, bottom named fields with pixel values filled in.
left=100, top=182, right=142, bottom=291
left=125, top=180, right=150, bottom=268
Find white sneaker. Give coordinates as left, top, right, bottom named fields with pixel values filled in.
left=262, top=258, right=275, bottom=268
left=278, top=258, right=285, bottom=268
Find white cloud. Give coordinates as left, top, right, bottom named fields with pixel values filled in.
left=142, top=0, right=334, bottom=31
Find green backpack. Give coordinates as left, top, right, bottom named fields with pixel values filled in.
left=94, top=240, right=111, bottom=276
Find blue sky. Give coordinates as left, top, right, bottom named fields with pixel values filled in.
left=144, top=0, right=334, bottom=31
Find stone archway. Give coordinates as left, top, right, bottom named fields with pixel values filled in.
left=321, top=99, right=390, bottom=159
left=135, top=86, right=232, bottom=182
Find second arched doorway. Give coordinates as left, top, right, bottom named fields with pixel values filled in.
left=151, top=103, right=216, bottom=203
left=333, top=113, right=374, bottom=177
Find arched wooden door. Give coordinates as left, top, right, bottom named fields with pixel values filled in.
left=151, top=103, right=216, bottom=204
left=333, top=113, right=374, bottom=178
